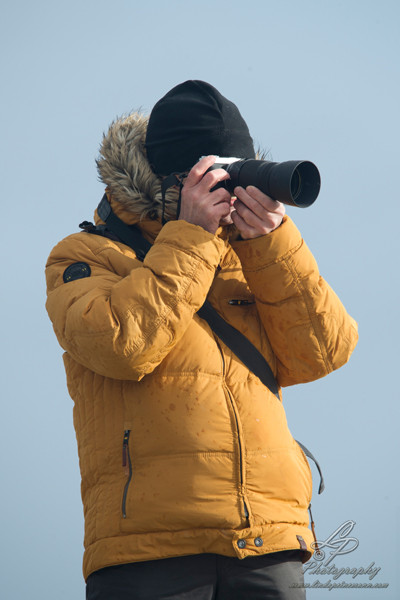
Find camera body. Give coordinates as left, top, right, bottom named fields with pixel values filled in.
left=207, top=156, right=321, bottom=208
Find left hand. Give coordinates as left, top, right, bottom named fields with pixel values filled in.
left=231, top=185, right=286, bottom=239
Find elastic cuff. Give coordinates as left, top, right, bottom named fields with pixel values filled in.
left=155, top=220, right=226, bottom=268
left=231, top=216, right=303, bottom=269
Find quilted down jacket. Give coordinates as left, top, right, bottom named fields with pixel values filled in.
left=45, top=113, right=358, bottom=580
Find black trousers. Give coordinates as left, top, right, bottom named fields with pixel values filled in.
left=86, top=551, right=306, bottom=600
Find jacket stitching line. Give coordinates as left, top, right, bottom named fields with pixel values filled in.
left=152, top=239, right=221, bottom=273
left=147, top=371, right=224, bottom=379
left=238, top=240, right=303, bottom=272
left=65, top=260, right=203, bottom=355
left=284, top=255, right=332, bottom=374
left=133, top=451, right=236, bottom=461
left=128, top=261, right=206, bottom=354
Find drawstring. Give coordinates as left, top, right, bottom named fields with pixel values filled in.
left=161, top=173, right=186, bottom=224
left=177, top=176, right=186, bottom=219
left=308, top=503, right=322, bottom=556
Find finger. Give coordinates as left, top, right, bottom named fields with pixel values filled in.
left=209, top=187, right=232, bottom=205
left=181, top=180, right=231, bottom=209
left=233, top=187, right=270, bottom=221
left=235, top=186, right=285, bottom=215
left=234, top=197, right=284, bottom=233
left=183, top=159, right=231, bottom=197
left=201, top=168, right=231, bottom=193
left=206, top=200, right=232, bottom=231
left=215, top=200, right=232, bottom=219
left=184, top=155, right=216, bottom=188
left=231, top=210, right=256, bottom=239
left=234, top=198, right=266, bottom=229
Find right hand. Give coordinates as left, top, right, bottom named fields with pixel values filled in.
left=178, top=156, right=232, bottom=235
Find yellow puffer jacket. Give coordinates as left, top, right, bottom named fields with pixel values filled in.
left=45, top=114, right=358, bottom=580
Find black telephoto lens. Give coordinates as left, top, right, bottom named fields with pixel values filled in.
left=225, top=159, right=321, bottom=207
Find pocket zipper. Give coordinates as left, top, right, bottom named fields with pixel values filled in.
left=122, top=429, right=132, bottom=518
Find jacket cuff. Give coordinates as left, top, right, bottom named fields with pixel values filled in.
left=230, top=216, right=302, bottom=269
left=154, top=220, right=226, bottom=270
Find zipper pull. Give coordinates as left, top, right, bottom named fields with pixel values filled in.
left=122, top=430, right=130, bottom=476
left=228, top=299, right=254, bottom=305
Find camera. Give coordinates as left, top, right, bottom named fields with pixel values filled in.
left=207, top=157, right=321, bottom=208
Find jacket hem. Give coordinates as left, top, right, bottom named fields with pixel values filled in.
left=83, top=522, right=314, bottom=581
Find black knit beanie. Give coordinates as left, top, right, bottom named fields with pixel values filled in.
left=145, top=80, right=255, bottom=175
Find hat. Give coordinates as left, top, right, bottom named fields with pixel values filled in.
left=145, top=80, right=255, bottom=175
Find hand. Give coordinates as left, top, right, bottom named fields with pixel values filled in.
left=178, top=156, right=232, bottom=235
left=231, top=186, right=285, bottom=239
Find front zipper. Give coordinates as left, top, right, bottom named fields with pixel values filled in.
left=216, top=337, right=250, bottom=522
left=122, top=429, right=132, bottom=518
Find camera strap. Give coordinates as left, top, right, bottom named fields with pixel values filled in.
left=161, top=173, right=186, bottom=224
left=81, top=194, right=324, bottom=495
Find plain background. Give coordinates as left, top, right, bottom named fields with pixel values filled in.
left=1, top=1, right=399, bottom=598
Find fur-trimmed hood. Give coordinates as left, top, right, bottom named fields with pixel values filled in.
left=96, top=112, right=179, bottom=221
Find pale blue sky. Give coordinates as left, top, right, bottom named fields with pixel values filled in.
left=1, top=1, right=399, bottom=598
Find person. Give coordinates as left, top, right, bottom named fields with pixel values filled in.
left=45, top=80, right=358, bottom=599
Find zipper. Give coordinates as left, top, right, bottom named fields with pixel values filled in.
left=228, top=388, right=250, bottom=519
left=228, top=299, right=254, bottom=306
left=216, top=337, right=250, bottom=522
left=122, top=429, right=132, bottom=519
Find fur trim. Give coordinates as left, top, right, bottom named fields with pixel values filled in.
left=96, top=112, right=179, bottom=221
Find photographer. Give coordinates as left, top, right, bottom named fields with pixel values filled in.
left=45, top=80, right=358, bottom=599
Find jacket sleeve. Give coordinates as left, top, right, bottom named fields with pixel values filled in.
left=45, top=220, right=226, bottom=381
left=231, top=216, right=358, bottom=387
